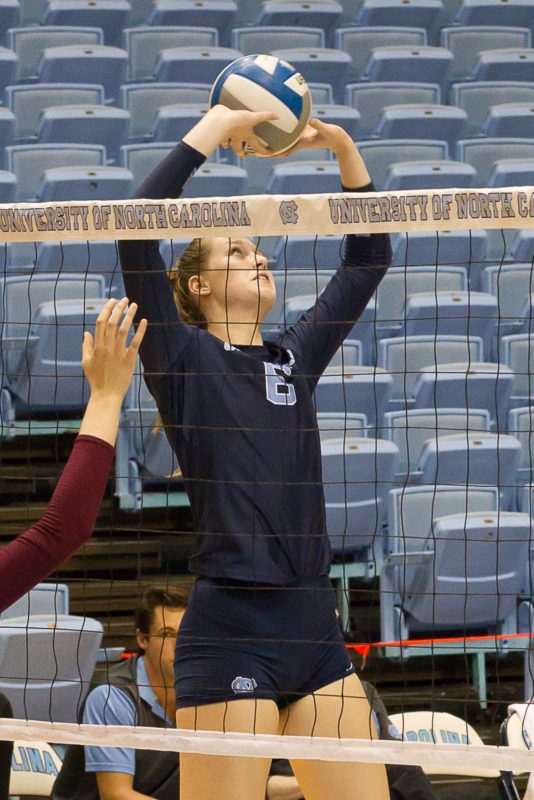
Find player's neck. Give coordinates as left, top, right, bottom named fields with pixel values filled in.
left=208, top=321, right=264, bottom=347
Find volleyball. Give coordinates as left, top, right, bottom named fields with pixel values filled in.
left=209, top=53, right=312, bottom=156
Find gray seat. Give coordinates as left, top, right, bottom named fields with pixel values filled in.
left=508, top=406, right=534, bottom=483
left=511, top=230, right=534, bottom=261
left=41, top=0, right=130, bottom=47
left=6, top=83, right=105, bottom=142
left=123, top=25, right=219, bottom=81
left=473, top=48, right=534, bottom=83
left=489, top=158, right=534, bottom=187
left=151, top=104, right=208, bottom=143
left=355, top=0, right=443, bottom=39
left=317, top=411, right=368, bottom=441
left=312, top=104, right=360, bottom=139
left=0, top=47, right=17, bottom=95
left=36, top=104, right=130, bottom=163
left=153, top=45, right=242, bottom=83
left=454, top=0, right=534, bottom=29
left=121, top=82, right=211, bottom=141
left=272, top=236, right=344, bottom=270
left=232, top=25, right=325, bottom=53
left=147, top=0, right=237, bottom=47
left=384, top=159, right=476, bottom=190
left=440, top=25, right=531, bottom=82
left=270, top=47, right=352, bottom=103
left=483, top=102, right=534, bottom=139
left=345, top=81, right=441, bottom=139
left=7, top=25, right=104, bottom=81
left=0, top=170, right=15, bottom=202
left=449, top=81, right=534, bottom=137
left=357, top=139, right=448, bottom=188
left=255, top=1, right=343, bottom=47
left=266, top=161, right=340, bottom=195
left=375, top=104, right=466, bottom=148
left=263, top=269, right=334, bottom=331
left=37, top=44, right=128, bottom=103
left=245, top=147, right=333, bottom=196
left=1, top=582, right=69, bottom=620
left=390, top=228, right=488, bottom=286
left=457, top=138, right=534, bottom=187
left=314, top=365, right=393, bottom=429
left=481, top=263, right=534, bottom=341
left=502, top=333, right=534, bottom=407
left=36, top=165, right=133, bottom=201
left=120, top=142, right=174, bottom=189
left=35, top=240, right=123, bottom=293
left=363, top=45, right=453, bottom=91
left=517, top=294, right=534, bottom=336
left=336, top=25, right=427, bottom=82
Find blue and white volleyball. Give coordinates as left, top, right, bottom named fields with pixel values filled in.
left=209, top=54, right=312, bottom=155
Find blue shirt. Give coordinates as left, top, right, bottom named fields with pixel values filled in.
left=83, top=657, right=174, bottom=775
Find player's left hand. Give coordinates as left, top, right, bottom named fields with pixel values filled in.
left=276, top=118, right=352, bottom=157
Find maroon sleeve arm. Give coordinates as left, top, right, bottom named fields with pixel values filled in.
left=0, top=435, right=114, bottom=612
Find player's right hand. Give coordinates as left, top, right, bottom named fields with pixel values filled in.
left=213, top=105, right=279, bottom=158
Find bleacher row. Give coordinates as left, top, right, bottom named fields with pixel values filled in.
left=0, top=0, right=533, bottom=199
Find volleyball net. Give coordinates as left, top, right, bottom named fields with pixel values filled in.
left=1, top=185, right=534, bottom=781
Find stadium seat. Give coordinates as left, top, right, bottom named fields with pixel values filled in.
left=413, top=361, right=514, bottom=428
left=37, top=44, right=128, bottom=104
left=326, top=341, right=363, bottom=369
left=314, top=365, right=393, bottom=429
left=449, top=80, right=534, bottom=137
left=19, top=0, right=45, bottom=24
left=378, top=334, right=484, bottom=408
left=232, top=25, right=325, bottom=53
left=375, top=265, right=467, bottom=338
left=322, top=436, right=399, bottom=556
left=265, top=161, right=340, bottom=194
left=129, top=0, right=152, bottom=24
left=440, top=25, right=532, bottom=83
left=7, top=25, right=104, bottom=82
left=1, top=582, right=69, bottom=620
left=272, top=235, right=343, bottom=269
left=0, top=243, right=37, bottom=272
left=151, top=104, right=207, bottom=142
left=335, top=26, right=427, bottom=82
left=502, top=334, right=534, bottom=408
left=355, top=0, right=442, bottom=39
left=0, top=170, right=16, bottom=203
left=36, top=105, right=130, bottom=163
left=455, top=0, right=534, bottom=29
left=263, top=269, right=334, bottom=331
left=491, top=159, right=534, bottom=188
left=121, top=83, right=211, bottom=142
left=481, top=264, right=534, bottom=345
left=485, top=229, right=516, bottom=264
left=146, top=0, right=237, bottom=47
left=181, top=163, right=247, bottom=197
left=381, top=509, right=531, bottom=639
left=356, top=139, right=448, bottom=188
left=0, top=614, right=103, bottom=723
left=245, top=147, right=333, bottom=196
left=403, top=290, right=498, bottom=356
left=6, top=83, right=105, bottom=143
left=317, top=411, right=368, bottom=440
left=0, top=48, right=17, bottom=96
left=41, top=0, right=130, bottom=47
left=270, top=48, right=351, bottom=103
left=511, top=229, right=534, bottom=260
left=123, top=26, right=219, bottom=82
left=483, top=103, right=534, bottom=140
left=312, top=104, right=360, bottom=139
left=5, top=143, right=106, bottom=202
left=473, top=48, right=534, bottom=82
left=152, top=46, right=242, bottom=84
left=363, top=46, right=453, bottom=90
left=508, top=406, right=534, bottom=484
left=375, top=104, right=466, bottom=148
left=346, top=81, right=441, bottom=139
left=120, top=142, right=176, bottom=188
left=384, top=159, right=475, bottom=189
left=0, top=108, right=14, bottom=153
left=391, top=229, right=487, bottom=278
left=255, top=1, right=343, bottom=47
left=457, top=138, right=534, bottom=187
left=381, top=407, right=491, bottom=482
left=35, top=240, right=123, bottom=293
left=418, top=431, right=521, bottom=508
left=36, top=165, right=133, bottom=201
left=308, top=82, right=334, bottom=104
left=0, top=0, right=19, bottom=41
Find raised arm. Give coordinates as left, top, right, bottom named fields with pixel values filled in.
left=0, top=299, right=146, bottom=612
left=279, top=120, right=392, bottom=382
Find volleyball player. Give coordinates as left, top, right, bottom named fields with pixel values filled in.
left=0, top=297, right=147, bottom=612
left=119, top=105, right=391, bottom=800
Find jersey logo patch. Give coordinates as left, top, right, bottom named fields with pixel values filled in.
left=231, top=676, right=258, bottom=694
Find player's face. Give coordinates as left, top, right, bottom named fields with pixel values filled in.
left=137, top=605, right=185, bottom=689
left=206, top=237, right=276, bottom=322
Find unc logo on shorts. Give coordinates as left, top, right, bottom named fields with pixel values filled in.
left=279, top=200, right=299, bottom=225
left=231, top=676, right=258, bottom=694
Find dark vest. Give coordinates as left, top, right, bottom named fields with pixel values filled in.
left=51, top=657, right=179, bottom=800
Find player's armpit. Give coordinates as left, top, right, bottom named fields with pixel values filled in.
left=96, top=771, right=154, bottom=800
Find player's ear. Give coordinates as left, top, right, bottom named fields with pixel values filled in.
left=188, top=274, right=211, bottom=297
left=136, top=628, right=148, bottom=652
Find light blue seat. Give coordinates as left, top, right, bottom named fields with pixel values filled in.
left=41, top=0, right=130, bottom=47
left=147, top=0, right=237, bottom=47
left=356, top=0, right=443, bottom=36
left=121, top=82, right=211, bottom=141
left=121, top=142, right=175, bottom=188
left=508, top=407, right=534, bottom=484
left=263, top=269, right=334, bottom=331
left=346, top=81, right=441, bottom=139
left=313, top=104, right=360, bottom=139
left=457, top=138, right=534, bottom=187
left=151, top=104, right=207, bottom=142
left=391, top=229, right=487, bottom=275
left=5, top=143, right=106, bottom=202
left=308, top=82, right=334, bottom=104
left=35, top=240, right=123, bottom=293
left=232, top=25, right=325, bottom=53
left=36, top=104, right=129, bottom=163
left=473, top=48, right=534, bottom=82
left=440, top=25, right=532, bottom=82
left=37, top=44, right=128, bottom=103
left=336, top=26, right=427, bottom=82
left=357, top=139, right=448, bottom=188
left=255, top=1, right=343, bottom=47
left=129, top=0, right=152, bottom=24
left=483, top=102, right=534, bottom=139
left=324, top=341, right=363, bottom=369
left=413, top=360, right=514, bottom=428
left=272, top=235, right=344, bottom=269
left=270, top=47, right=351, bottom=102
left=265, top=161, right=340, bottom=194
left=0, top=108, right=14, bottom=152
left=317, top=410, right=368, bottom=440
left=489, top=159, right=534, bottom=187
left=502, top=333, right=534, bottom=408
left=153, top=46, right=242, bottom=84
left=378, top=334, right=484, bottom=408
left=0, top=170, right=15, bottom=202
left=363, top=46, right=453, bottom=90
left=381, top=407, right=491, bottom=482
left=123, top=26, right=219, bottom=82
left=0, top=0, right=19, bottom=41
left=0, top=614, right=103, bottom=723
left=418, top=431, right=521, bottom=508
left=7, top=25, right=104, bottom=82
left=384, top=159, right=475, bottom=189
left=6, top=83, right=105, bottom=142
left=481, top=263, right=534, bottom=345
left=455, top=0, right=534, bottom=29
left=36, top=165, right=133, bottom=201
left=19, top=0, right=46, bottom=23
left=449, top=80, right=534, bottom=136
left=0, top=48, right=17, bottom=95
left=375, top=265, right=467, bottom=337
left=511, top=230, right=534, bottom=261
left=1, top=582, right=69, bottom=620
left=181, top=163, right=248, bottom=197
left=314, top=365, right=393, bottom=429
left=245, top=146, right=333, bottom=195
left=375, top=104, right=466, bottom=148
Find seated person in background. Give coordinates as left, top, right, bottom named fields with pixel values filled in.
left=52, top=586, right=189, bottom=800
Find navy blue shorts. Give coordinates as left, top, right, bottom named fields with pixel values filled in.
left=174, top=575, right=354, bottom=710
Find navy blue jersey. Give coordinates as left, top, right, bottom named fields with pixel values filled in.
left=119, top=141, right=391, bottom=585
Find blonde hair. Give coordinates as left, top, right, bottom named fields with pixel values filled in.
left=167, top=237, right=211, bottom=328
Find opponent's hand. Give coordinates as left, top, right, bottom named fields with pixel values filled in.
left=82, top=297, right=147, bottom=402
left=277, top=118, right=352, bottom=158
left=215, top=105, right=279, bottom=158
